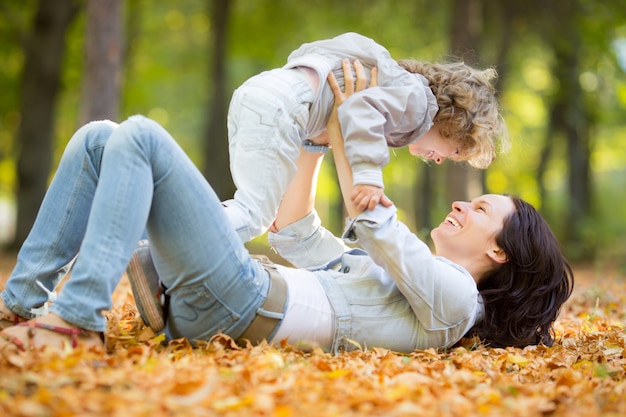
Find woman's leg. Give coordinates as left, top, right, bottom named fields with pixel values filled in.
left=1, top=120, right=117, bottom=319
left=2, top=115, right=270, bottom=348
left=56, top=116, right=269, bottom=341
left=114, top=117, right=270, bottom=342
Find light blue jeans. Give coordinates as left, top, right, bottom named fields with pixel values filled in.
left=1, top=115, right=271, bottom=342
left=223, top=68, right=315, bottom=242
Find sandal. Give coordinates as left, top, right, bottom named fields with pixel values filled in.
left=126, top=240, right=166, bottom=332
left=0, top=319, right=102, bottom=353
left=0, top=311, right=27, bottom=331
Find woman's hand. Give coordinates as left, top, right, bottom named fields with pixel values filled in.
left=327, top=59, right=392, bottom=212
left=327, top=59, right=377, bottom=131
left=329, top=58, right=377, bottom=105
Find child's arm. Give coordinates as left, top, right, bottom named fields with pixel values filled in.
left=328, top=59, right=393, bottom=212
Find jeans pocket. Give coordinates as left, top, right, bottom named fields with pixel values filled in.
left=165, top=284, right=240, bottom=341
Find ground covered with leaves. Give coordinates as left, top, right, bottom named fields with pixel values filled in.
left=0, top=257, right=625, bottom=417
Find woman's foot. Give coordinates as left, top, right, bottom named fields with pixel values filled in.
left=0, top=313, right=103, bottom=354
left=0, top=298, right=27, bottom=330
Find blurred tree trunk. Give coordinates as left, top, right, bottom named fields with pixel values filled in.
left=80, top=0, right=123, bottom=124
left=445, top=0, right=484, bottom=202
left=203, top=0, right=235, bottom=199
left=10, top=0, right=80, bottom=251
left=543, top=0, right=592, bottom=253
left=414, top=166, right=434, bottom=232
left=485, top=1, right=515, bottom=91
left=414, top=0, right=487, bottom=231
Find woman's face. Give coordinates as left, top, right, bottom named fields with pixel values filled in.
left=408, top=125, right=459, bottom=164
left=431, top=194, right=515, bottom=276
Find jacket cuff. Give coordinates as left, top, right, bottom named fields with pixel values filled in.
left=342, top=204, right=397, bottom=243
left=269, top=210, right=321, bottom=243
left=302, top=140, right=330, bottom=154
left=352, top=163, right=384, bottom=188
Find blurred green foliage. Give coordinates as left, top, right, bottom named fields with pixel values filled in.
left=1, top=0, right=625, bottom=267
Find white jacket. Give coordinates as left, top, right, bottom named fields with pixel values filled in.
left=269, top=206, right=483, bottom=353
left=284, top=32, right=438, bottom=188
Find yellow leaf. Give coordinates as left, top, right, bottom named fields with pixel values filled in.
left=507, top=353, right=529, bottom=366
left=324, top=369, right=350, bottom=378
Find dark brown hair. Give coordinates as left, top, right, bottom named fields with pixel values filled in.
left=469, top=196, right=574, bottom=348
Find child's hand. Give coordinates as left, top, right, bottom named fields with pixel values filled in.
left=351, top=184, right=393, bottom=211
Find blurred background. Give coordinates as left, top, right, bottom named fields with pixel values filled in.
left=0, top=0, right=625, bottom=270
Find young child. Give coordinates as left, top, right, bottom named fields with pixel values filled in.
left=223, top=32, right=508, bottom=243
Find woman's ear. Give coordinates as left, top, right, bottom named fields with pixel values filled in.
left=487, top=247, right=508, bottom=264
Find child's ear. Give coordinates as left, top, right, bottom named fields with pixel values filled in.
left=486, top=247, right=508, bottom=264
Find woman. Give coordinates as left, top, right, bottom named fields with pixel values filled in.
left=0, top=64, right=572, bottom=355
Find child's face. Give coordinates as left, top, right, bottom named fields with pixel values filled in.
left=408, top=126, right=459, bottom=164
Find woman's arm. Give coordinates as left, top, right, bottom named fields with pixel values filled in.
left=330, top=61, right=481, bottom=338
left=269, top=138, right=352, bottom=268
left=327, top=59, right=362, bottom=218
left=327, top=59, right=390, bottom=217
left=269, top=140, right=351, bottom=269
left=271, top=149, right=324, bottom=231
left=326, top=117, right=359, bottom=218
left=272, top=58, right=376, bottom=230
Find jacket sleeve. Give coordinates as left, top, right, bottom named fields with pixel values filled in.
left=269, top=210, right=351, bottom=270
left=342, top=205, right=480, bottom=333
left=286, top=32, right=437, bottom=189
left=338, top=83, right=436, bottom=189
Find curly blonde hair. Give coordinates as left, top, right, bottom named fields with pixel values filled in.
left=397, top=60, right=509, bottom=169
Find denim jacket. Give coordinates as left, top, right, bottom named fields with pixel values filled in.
left=268, top=206, right=483, bottom=353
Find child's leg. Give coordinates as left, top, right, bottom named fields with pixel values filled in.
left=224, top=68, right=314, bottom=242
left=1, top=120, right=118, bottom=319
